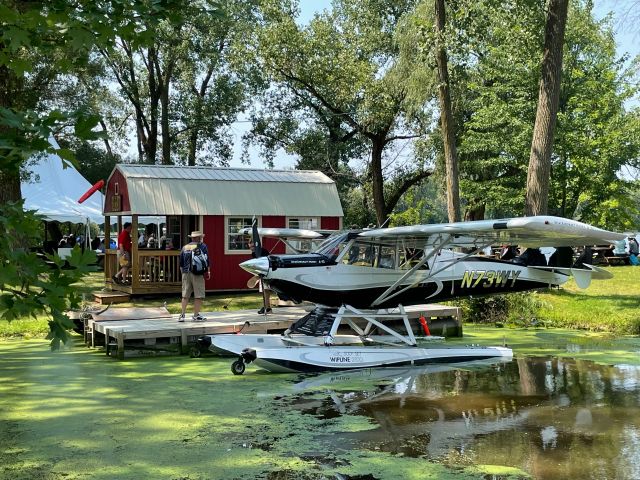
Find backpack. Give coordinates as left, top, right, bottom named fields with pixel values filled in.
left=190, top=243, right=209, bottom=275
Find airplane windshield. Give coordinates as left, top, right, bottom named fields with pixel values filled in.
left=313, top=231, right=350, bottom=260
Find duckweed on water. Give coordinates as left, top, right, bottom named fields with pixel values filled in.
left=4, top=325, right=640, bottom=479
left=0, top=337, right=531, bottom=479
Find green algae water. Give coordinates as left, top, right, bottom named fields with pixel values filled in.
left=1, top=329, right=640, bottom=479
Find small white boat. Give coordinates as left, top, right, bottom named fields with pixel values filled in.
left=207, top=304, right=512, bottom=375
left=212, top=334, right=512, bottom=374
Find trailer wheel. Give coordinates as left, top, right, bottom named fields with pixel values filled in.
left=231, top=360, right=245, bottom=375
left=189, top=347, right=202, bottom=358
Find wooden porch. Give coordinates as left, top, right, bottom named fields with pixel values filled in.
left=105, top=248, right=182, bottom=295
left=103, top=213, right=186, bottom=295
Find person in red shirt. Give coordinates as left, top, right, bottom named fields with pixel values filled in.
left=113, top=222, right=132, bottom=285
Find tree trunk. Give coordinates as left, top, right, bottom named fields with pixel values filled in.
left=434, top=0, right=461, bottom=223
left=160, top=84, right=171, bottom=164
left=187, top=93, right=204, bottom=166
left=525, top=0, right=569, bottom=216
left=370, top=138, right=386, bottom=226
left=144, top=46, right=160, bottom=164
left=187, top=130, right=198, bottom=166
left=187, top=65, right=216, bottom=166
left=0, top=171, right=21, bottom=204
left=0, top=52, right=23, bottom=203
left=159, top=57, right=175, bottom=165
left=464, top=202, right=485, bottom=221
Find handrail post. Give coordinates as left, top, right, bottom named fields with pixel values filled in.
left=132, top=215, right=139, bottom=289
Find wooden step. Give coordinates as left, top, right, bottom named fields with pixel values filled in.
left=92, top=291, right=131, bottom=304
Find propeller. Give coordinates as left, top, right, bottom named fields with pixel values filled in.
left=251, top=216, right=262, bottom=255
left=251, top=217, right=270, bottom=315
left=243, top=216, right=268, bottom=280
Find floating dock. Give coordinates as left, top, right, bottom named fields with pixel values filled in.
left=82, top=304, right=462, bottom=359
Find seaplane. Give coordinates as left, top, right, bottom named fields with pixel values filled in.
left=205, top=216, right=624, bottom=375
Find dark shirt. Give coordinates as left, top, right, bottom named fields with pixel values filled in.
left=179, top=242, right=210, bottom=273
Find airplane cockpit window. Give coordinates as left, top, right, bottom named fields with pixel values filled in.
left=399, top=247, right=428, bottom=270
left=340, top=241, right=398, bottom=269
left=342, top=241, right=377, bottom=266
left=314, top=232, right=350, bottom=261
left=376, top=245, right=396, bottom=269
left=321, top=236, right=428, bottom=269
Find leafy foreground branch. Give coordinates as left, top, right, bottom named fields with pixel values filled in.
left=0, top=201, right=97, bottom=349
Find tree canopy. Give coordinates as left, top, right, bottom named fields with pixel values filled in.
left=246, top=0, right=435, bottom=225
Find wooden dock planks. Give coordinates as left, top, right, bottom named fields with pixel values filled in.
left=88, top=306, right=311, bottom=359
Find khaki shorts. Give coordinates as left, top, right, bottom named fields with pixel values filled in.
left=119, top=251, right=131, bottom=267
left=182, top=272, right=206, bottom=299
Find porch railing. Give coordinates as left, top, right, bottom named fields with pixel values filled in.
left=105, top=249, right=181, bottom=289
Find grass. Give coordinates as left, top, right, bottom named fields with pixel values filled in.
left=536, top=265, right=640, bottom=334
left=0, top=272, right=264, bottom=339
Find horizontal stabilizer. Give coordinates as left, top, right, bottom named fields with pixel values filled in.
left=531, top=264, right=612, bottom=289
left=581, top=264, right=613, bottom=280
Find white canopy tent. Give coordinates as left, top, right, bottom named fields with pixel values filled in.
left=22, top=147, right=104, bottom=224
left=21, top=140, right=104, bottom=251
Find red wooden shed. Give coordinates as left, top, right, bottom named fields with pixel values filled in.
left=102, top=165, right=343, bottom=295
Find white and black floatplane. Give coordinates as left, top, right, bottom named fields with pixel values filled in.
left=205, top=216, right=624, bottom=375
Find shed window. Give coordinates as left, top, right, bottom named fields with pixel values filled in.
left=287, top=217, right=319, bottom=230
left=226, top=217, right=254, bottom=252
left=286, top=217, right=319, bottom=253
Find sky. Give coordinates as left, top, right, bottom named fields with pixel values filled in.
left=228, top=0, right=639, bottom=170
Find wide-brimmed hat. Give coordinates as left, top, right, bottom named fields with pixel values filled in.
left=189, top=230, right=205, bottom=238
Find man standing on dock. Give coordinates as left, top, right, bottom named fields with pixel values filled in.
left=178, top=231, right=211, bottom=322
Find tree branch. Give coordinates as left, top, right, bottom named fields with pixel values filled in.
left=384, top=169, right=433, bottom=217
left=278, top=68, right=361, bottom=132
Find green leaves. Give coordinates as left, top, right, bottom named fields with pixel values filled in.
left=431, top=0, right=640, bottom=225
left=252, top=0, right=435, bottom=223
left=0, top=108, right=107, bottom=173
left=0, top=202, right=98, bottom=348
left=1, top=26, right=31, bottom=52
left=0, top=0, right=204, bottom=347
left=73, top=113, right=102, bottom=139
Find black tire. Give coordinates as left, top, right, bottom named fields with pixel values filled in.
left=231, top=360, right=245, bottom=375
left=189, top=347, right=202, bottom=358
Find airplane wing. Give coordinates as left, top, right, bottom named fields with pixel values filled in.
left=358, top=216, right=626, bottom=248
left=239, top=227, right=324, bottom=240
left=239, top=227, right=326, bottom=254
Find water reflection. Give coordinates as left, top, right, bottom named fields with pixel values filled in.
left=277, top=357, right=640, bottom=480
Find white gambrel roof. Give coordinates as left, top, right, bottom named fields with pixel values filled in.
left=112, top=165, right=344, bottom=217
